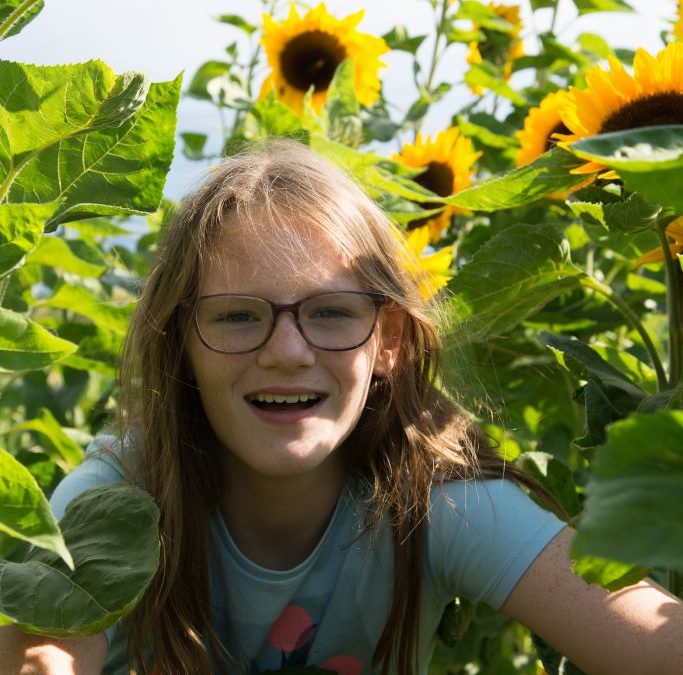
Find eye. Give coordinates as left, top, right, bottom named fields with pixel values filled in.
left=309, top=306, right=354, bottom=320
left=213, top=311, right=262, bottom=324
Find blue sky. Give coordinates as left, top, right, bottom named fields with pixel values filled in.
left=2, top=0, right=676, bottom=198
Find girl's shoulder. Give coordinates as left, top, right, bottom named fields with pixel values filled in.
left=425, top=478, right=566, bottom=608
left=49, top=432, right=130, bottom=521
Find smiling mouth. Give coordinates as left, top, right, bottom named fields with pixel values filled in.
left=247, top=392, right=323, bottom=411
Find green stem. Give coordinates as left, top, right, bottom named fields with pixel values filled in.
left=414, top=0, right=450, bottom=134
left=581, top=275, right=668, bottom=391
left=656, top=219, right=683, bottom=388
left=0, top=0, right=41, bottom=40
left=0, top=275, right=8, bottom=306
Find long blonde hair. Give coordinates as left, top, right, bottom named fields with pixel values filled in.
left=119, top=139, right=545, bottom=674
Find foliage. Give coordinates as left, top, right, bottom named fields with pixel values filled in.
left=1, top=0, right=682, bottom=672
left=0, top=0, right=179, bottom=636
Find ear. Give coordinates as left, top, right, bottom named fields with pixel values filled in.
left=373, top=305, right=405, bottom=378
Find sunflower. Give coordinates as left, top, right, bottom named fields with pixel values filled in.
left=394, top=128, right=481, bottom=241
left=400, top=225, right=454, bottom=300
left=515, top=90, right=572, bottom=166
left=556, top=42, right=683, bottom=176
left=466, top=3, right=524, bottom=95
left=634, top=217, right=683, bottom=268
left=259, top=4, right=388, bottom=115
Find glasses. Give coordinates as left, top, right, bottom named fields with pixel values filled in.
left=193, top=291, right=386, bottom=354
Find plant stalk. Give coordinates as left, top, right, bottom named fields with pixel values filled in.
left=656, top=219, right=683, bottom=388
left=581, top=275, right=668, bottom=391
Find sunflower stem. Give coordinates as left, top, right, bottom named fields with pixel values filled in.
left=581, top=275, right=668, bottom=391
left=426, top=0, right=450, bottom=91
left=0, top=275, right=9, bottom=307
left=656, top=218, right=683, bottom=388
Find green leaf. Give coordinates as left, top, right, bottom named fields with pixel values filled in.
left=445, top=224, right=583, bottom=343
left=542, top=332, right=645, bottom=448
left=571, top=555, right=648, bottom=591
left=0, top=61, right=148, bottom=167
left=215, top=13, right=257, bottom=35
left=24, top=236, right=106, bottom=277
left=449, top=148, right=586, bottom=212
left=59, top=321, right=121, bottom=376
left=572, top=0, right=634, bottom=13
left=323, top=59, right=362, bottom=147
left=41, top=285, right=133, bottom=334
left=0, top=0, right=44, bottom=40
left=570, top=126, right=683, bottom=212
left=456, top=1, right=518, bottom=32
left=245, top=92, right=307, bottom=140
left=180, top=132, right=208, bottom=161
left=464, top=62, right=526, bottom=106
left=9, top=407, right=84, bottom=468
left=567, top=192, right=661, bottom=233
left=577, top=33, right=614, bottom=59
left=0, top=483, right=160, bottom=636
left=0, top=448, right=72, bottom=568
left=8, top=73, right=182, bottom=227
left=570, top=125, right=683, bottom=172
left=0, top=202, right=56, bottom=277
left=0, top=308, right=77, bottom=371
left=455, top=115, right=518, bottom=150
left=572, top=410, right=683, bottom=572
left=186, top=60, right=230, bottom=101
left=541, top=332, right=646, bottom=400
left=517, top=452, right=582, bottom=517
left=382, top=25, right=426, bottom=54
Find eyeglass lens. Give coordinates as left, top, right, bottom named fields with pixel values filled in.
left=196, top=292, right=380, bottom=353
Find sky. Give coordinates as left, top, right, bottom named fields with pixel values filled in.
left=1, top=0, right=676, bottom=198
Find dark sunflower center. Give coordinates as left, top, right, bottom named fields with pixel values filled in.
left=407, top=161, right=454, bottom=231
left=544, top=121, right=570, bottom=152
left=415, top=161, right=454, bottom=198
left=280, top=30, right=346, bottom=92
left=600, top=92, right=683, bottom=133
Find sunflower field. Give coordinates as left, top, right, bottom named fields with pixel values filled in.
left=1, top=0, right=682, bottom=673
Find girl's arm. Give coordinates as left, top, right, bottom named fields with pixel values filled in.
left=502, top=526, right=683, bottom=675
left=0, top=626, right=107, bottom=675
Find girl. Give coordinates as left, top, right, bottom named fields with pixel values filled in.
left=3, top=139, right=682, bottom=675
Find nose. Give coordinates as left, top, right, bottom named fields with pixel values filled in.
left=255, top=311, right=315, bottom=369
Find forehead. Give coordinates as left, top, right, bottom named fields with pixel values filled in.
left=199, top=212, right=359, bottom=297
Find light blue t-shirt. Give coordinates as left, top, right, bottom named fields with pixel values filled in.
left=49, top=436, right=565, bottom=675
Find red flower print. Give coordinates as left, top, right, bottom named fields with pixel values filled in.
left=320, top=654, right=363, bottom=675
left=268, top=605, right=315, bottom=653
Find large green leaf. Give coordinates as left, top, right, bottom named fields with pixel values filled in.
left=567, top=192, right=661, bottom=233
left=445, top=224, right=583, bottom=343
left=0, top=483, right=160, bottom=636
left=0, top=0, right=44, bottom=40
left=0, top=61, right=148, bottom=183
left=9, top=407, right=84, bottom=468
left=0, top=448, right=72, bottom=568
left=449, top=148, right=586, bottom=212
left=0, top=307, right=77, bottom=371
left=572, top=410, right=683, bottom=571
left=540, top=332, right=646, bottom=400
left=40, top=284, right=134, bottom=334
left=570, top=126, right=683, bottom=212
left=0, top=202, right=56, bottom=276
left=24, top=235, right=107, bottom=277
left=7, top=73, right=182, bottom=227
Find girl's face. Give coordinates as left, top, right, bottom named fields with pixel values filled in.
left=185, top=215, right=401, bottom=485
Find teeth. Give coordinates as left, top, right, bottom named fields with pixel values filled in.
left=251, top=393, right=320, bottom=404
